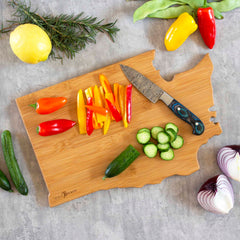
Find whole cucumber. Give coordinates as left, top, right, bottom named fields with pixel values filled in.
left=103, top=145, right=140, bottom=179
left=1, top=130, right=28, bottom=195
left=0, top=169, right=13, bottom=192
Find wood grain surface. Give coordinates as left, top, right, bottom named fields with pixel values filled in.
left=16, top=50, right=222, bottom=207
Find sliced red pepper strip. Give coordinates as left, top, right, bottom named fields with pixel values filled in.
left=30, top=97, right=67, bottom=114
left=126, top=84, right=132, bottom=123
left=36, top=119, right=76, bottom=136
left=86, top=97, right=94, bottom=136
left=85, top=105, right=108, bottom=116
left=105, top=99, right=122, bottom=122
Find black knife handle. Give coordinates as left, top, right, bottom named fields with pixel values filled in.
left=168, top=99, right=205, bottom=135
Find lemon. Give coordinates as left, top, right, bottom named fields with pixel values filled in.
left=10, top=24, right=52, bottom=64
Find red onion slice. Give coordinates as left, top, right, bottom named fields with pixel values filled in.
left=197, top=174, right=234, bottom=214
left=217, top=145, right=240, bottom=182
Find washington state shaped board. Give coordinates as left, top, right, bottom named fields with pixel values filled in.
left=16, top=50, right=222, bottom=207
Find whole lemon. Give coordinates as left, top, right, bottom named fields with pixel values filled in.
left=10, top=24, right=52, bottom=64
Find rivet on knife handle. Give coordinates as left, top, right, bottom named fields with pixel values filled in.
left=168, top=99, right=205, bottom=135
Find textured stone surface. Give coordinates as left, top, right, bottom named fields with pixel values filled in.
left=0, top=0, right=240, bottom=239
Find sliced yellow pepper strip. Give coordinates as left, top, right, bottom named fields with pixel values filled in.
left=85, top=87, right=102, bottom=129
left=99, top=86, right=111, bottom=135
left=119, top=84, right=128, bottom=128
left=77, top=89, right=87, bottom=134
left=99, top=74, right=115, bottom=104
left=93, top=85, right=106, bottom=123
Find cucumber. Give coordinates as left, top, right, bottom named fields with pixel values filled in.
left=165, top=128, right=177, bottom=142
left=170, top=135, right=184, bottom=149
left=103, top=145, right=140, bottom=179
left=157, top=131, right=170, bottom=144
left=160, top=148, right=174, bottom=161
left=151, top=126, right=164, bottom=140
left=165, top=123, right=179, bottom=134
left=157, top=143, right=170, bottom=152
left=136, top=130, right=151, bottom=144
left=1, top=130, right=28, bottom=195
left=0, top=169, right=13, bottom=192
left=143, top=143, right=158, bottom=158
left=137, top=128, right=150, bottom=134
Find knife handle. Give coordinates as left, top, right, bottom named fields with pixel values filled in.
left=168, top=99, right=205, bottom=135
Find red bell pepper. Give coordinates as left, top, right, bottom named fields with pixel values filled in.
left=86, top=97, right=94, bottom=136
left=36, top=119, right=76, bottom=136
left=197, top=0, right=216, bottom=49
left=105, top=99, right=122, bottom=122
left=126, top=84, right=132, bottom=123
left=30, top=97, right=67, bottom=114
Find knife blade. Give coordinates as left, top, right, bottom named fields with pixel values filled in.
left=120, top=64, right=204, bottom=135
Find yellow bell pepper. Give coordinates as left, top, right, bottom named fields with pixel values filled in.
left=164, top=12, right=198, bottom=51
left=77, top=89, right=87, bottom=134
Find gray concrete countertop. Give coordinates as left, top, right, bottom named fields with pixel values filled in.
left=0, top=0, right=240, bottom=239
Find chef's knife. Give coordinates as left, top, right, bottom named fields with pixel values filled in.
left=120, top=65, right=204, bottom=135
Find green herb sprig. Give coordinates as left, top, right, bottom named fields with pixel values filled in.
left=0, top=0, right=120, bottom=60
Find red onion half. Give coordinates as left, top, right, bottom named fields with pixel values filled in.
left=197, top=174, right=234, bottom=214
left=217, top=145, right=240, bottom=182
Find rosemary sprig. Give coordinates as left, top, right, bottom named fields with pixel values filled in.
left=0, top=0, right=120, bottom=60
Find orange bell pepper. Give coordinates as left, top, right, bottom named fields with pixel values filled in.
left=99, top=74, right=115, bottom=103
left=77, top=89, right=87, bottom=134
left=119, top=85, right=128, bottom=128
left=99, top=86, right=111, bottom=135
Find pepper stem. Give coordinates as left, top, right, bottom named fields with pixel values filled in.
left=29, top=103, right=37, bottom=110
left=203, top=0, right=207, bottom=8
left=102, top=176, right=107, bottom=180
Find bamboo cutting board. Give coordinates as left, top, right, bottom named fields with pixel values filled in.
left=16, top=50, right=222, bottom=207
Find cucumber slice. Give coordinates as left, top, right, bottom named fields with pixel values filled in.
left=136, top=131, right=151, bottom=144
left=160, top=148, right=174, bottom=161
left=170, top=135, right=184, bottom=149
left=137, top=128, right=150, bottom=134
left=151, top=126, right=164, bottom=140
left=165, top=128, right=177, bottom=142
left=165, top=123, right=179, bottom=134
left=157, top=131, right=170, bottom=144
left=157, top=143, right=170, bottom=152
left=143, top=143, right=158, bottom=158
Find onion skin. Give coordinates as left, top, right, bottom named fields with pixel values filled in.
left=197, top=174, right=234, bottom=214
left=217, top=145, right=240, bottom=182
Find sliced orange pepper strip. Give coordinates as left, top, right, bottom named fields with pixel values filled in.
left=99, top=74, right=115, bottom=104
left=119, top=85, right=128, bottom=128
left=113, top=83, right=121, bottom=113
left=99, top=86, right=111, bottom=135
left=85, top=105, right=108, bottom=116
left=77, top=89, right=87, bottom=134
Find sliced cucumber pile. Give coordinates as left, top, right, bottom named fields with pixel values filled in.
left=136, top=123, right=184, bottom=161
